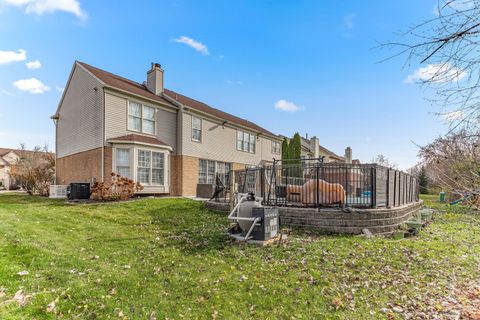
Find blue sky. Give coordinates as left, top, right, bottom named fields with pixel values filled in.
left=0, top=0, right=450, bottom=169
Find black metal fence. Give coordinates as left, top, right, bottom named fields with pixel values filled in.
left=233, top=159, right=419, bottom=208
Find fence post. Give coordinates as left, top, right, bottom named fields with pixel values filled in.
left=260, top=167, right=265, bottom=201
left=229, top=170, right=236, bottom=212
left=316, top=164, right=320, bottom=208
left=371, top=166, right=376, bottom=208
left=386, top=169, right=390, bottom=208
left=393, top=171, right=397, bottom=207
left=345, top=164, right=348, bottom=205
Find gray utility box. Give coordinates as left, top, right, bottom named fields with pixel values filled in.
left=251, top=207, right=279, bottom=241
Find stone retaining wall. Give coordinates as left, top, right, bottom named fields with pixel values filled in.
left=204, top=200, right=230, bottom=213
left=204, top=200, right=423, bottom=235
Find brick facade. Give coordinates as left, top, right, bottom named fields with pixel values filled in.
left=56, top=147, right=112, bottom=185
left=57, top=148, right=250, bottom=197
left=170, top=156, right=247, bottom=197
left=169, top=155, right=199, bottom=197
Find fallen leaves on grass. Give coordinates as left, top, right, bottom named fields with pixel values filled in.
left=46, top=297, right=59, bottom=313
left=0, top=290, right=32, bottom=307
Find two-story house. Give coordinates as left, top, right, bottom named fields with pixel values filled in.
left=0, top=148, right=21, bottom=189
left=52, top=61, right=283, bottom=196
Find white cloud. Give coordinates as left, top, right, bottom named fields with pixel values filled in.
left=25, top=59, right=41, bottom=69
left=1, top=0, right=87, bottom=19
left=174, top=36, right=209, bottom=56
left=13, top=78, right=50, bottom=94
left=274, top=99, right=302, bottom=112
left=442, top=110, right=465, bottom=122
left=344, top=13, right=356, bottom=30
left=404, top=63, right=467, bottom=84
left=55, top=85, right=64, bottom=92
left=0, top=49, right=26, bottom=64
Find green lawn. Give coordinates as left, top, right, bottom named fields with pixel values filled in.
left=0, top=194, right=479, bottom=319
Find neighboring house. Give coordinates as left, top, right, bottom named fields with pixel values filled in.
left=0, top=148, right=22, bottom=189
left=0, top=148, right=54, bottom=190
left=295, top=135, right=358, bottom=164
left=52, top=61, right=284, bottom=196
left=0, top=148, right=26, bottom=189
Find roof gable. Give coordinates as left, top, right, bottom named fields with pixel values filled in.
left=77, top=61, right=176, bottom=108
left=76, top=61, right=278, bottom=138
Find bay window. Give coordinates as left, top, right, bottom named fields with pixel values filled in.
left=137, top=149, right=165, bottom=185
left=128, top=101, right=156, bottom=134
left=137, top=150, right=151, bottom=184
left=152, top=152, right=165, bottom=185
left=115, top=148, right=130, bottom=178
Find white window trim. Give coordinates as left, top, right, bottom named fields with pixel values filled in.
left=236, top=130, right=256, bottom=154
left=113, top=147, right=134, bottom=179
left=127, top=100, right=157, bottom=136
left=272, top=141, right=281, bottom=155
left=114, top=148, right=132, bottom=178
left=198, top=159, right=232, bottom=185
left=136, top=148, right=167, bottom=186
left=112, top=144, right=170, bottom=190
left=191, top=116, right=202, bottom=143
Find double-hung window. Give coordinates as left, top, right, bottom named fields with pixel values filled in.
left=192, top=116, right=202, bottom=142
left=142, top=106, right=155, bottom=134
left=128, top=101, right=156, bottom=135
left=137, top=150, right=151, bottom=184
left=236, top=130, right=256, bottom=153
left=272, top=141, right=281, bottom=154
left=137, top=150, right=165, bottom=185
left=152, top=152, right=165, bottom=185
left=128, top=102, right=142, bottom=131
left=115, top=148, right=130, bottom=178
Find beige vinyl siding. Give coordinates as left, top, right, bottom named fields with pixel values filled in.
left=57, top=64, right=104, bottom=158
left=261, top=138, right=281, bottom=163
left=104, top=90, right=177, bottom=151
left=104, top=92, right=127, bottom=140
left=156, top=108, right=177, bottom=151
left=181, top=112, right=280, bottom=165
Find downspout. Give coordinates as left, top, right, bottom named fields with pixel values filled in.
left=55, top=120, right=58, bottom=184
left=162, top=92, right=185, bottom=195
left=102, top=87, right=105, bottom=183
left=50, top=113, right=59, bottom=184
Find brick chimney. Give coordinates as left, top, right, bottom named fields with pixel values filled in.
left=310, top=136, right=320, bottom=159
left=345, top=147, right=352, bottom=164
left=146, top=63, right=164, bottom=95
